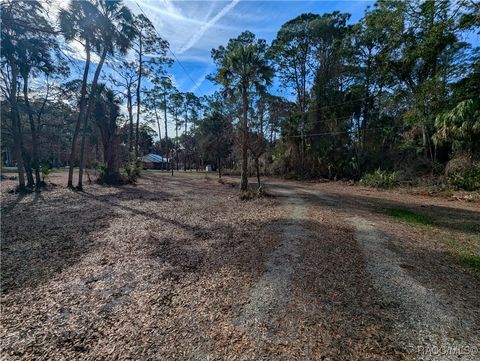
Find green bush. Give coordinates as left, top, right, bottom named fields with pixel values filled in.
left=40, top=164, right=52, bottom=182
left=122, top=160, right=142, bottom=183
left=360, top=169, right=399, bottom=188
left=94, top=162, right=108, bottom=184
left=447, top=164, right=480, bottom=191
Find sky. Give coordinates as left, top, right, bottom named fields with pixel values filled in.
left=54, top=0, right=477, bottom=138
left=124, top=0, right=376, bottom=97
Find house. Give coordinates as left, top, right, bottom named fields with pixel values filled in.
left=141, top=153, right=169, bottom=170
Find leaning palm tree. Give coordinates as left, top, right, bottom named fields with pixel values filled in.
left=211, top=31, right=274, bottom=191
left=60, top=1, right=99, bottom=189
left=60, top=0, right=134, bottom=189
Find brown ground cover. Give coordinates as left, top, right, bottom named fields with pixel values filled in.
left=1, top=171, right=479, bottom=360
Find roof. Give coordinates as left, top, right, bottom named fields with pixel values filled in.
left=141, top=154, right=168, bottom=163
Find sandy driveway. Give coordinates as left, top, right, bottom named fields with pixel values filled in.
left=237, top=179, right=480, bottom=360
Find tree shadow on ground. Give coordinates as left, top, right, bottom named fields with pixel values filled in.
left=142, top=214, right=409, bottom=359
left=266, top=181, right=480, bottom=235
left=1, top=189, right=116, bottom=293
left=1, top=174, right=226, bottom=294
left=2, top=172, right=479, bottom=359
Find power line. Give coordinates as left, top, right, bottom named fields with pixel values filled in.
left=281, top=124, right=404, bottom=139
left=134, top=1, right=199, bottom=90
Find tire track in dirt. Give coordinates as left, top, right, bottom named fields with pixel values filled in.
left=298, top=182, right=478, bottom=360
left=350, top=216, right=479, bottom=361
left=234, top=180, right=478, bottom=360
left=234, top=186, right=306, bottom=345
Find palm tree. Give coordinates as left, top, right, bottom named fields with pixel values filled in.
left=60, top=1, right=98, bottom=188
left=92, top=84, right=122, bottom=184
left=211, top=31, right=274, bottom=190
left=60, top=0, right=134, bottom=189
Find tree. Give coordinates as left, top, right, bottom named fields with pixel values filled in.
left=197, top=111, right=233, bottom=178
left=367, top=0, right=463, bottom=161
left=270, top=13, right=319, bottom=113
left=60, top=0, right=135, bottom=189
left=91, top=84, right=122, bottom=184
left=169, top=91, right=184, bottom=170
left=150, top=76, right=175, bottom=162
left=307, top=12, right=352, bottom=178
left=1, top=0, right=61, bottom=190
left=132, top=14, right=170, bottom=157
left=183, top=92, right=201, bottom=133
left=211, top=31, right=274, bottom=190
left=15, top=4, right=64, bottom=187
left=109, top=60, right=138, bottom=155
left=248, top=131, right=267, bottom=185
left=434, top=99, right=480, bottom=159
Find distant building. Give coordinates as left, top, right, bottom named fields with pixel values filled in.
left=141, top=154, right=168, bottom=170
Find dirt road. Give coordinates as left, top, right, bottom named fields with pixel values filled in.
left=256, top=180, right=480, bottom=360
left=1, top=172, right=479, bottom=360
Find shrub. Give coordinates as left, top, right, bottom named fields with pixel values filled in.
left=40, top=164, right=52, bottom=182
left=94, top=162, right=108, bottom=184
left=360, top=169, right=399, bottom=188
left=447, top=164, right=480, bottom=191
left=123, top=160, right=142, bottom=183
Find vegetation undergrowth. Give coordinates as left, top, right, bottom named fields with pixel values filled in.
left=360, top=169, right=399, bottom=189
left=460, top=255, right=480, bottom=273
left=239, top=184, right=271, bottom=200
left=447, top=164, right=480, bottom=191
left=122, top=160, right=143, bottom=183
left=95, top=160, right=142, bottom=185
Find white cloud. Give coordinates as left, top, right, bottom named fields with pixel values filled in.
left=176, top=0, right=240, bottom=54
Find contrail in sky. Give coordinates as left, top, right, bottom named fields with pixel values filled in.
left=177, top=0, right=240, bottom=54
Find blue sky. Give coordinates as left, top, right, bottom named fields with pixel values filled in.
left=125, top=0, right=376, bottom=97
left=54, top=0, right=477, bottom=138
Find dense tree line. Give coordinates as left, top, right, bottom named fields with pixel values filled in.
left=1, top=0, right=479, bottom=193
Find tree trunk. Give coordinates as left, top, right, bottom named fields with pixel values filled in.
left=105, top=130, right=121, bottom=184
left=256, top=157, right=260, bottom=186
left=184, top=102, right=188, bottom=133
left=240, top=85, right=249, bottom=191
left=21, top=132, right=34, bottom=188
left=163, top=93, right=169, bottom=163
left=175, top=118, right=179, bottom=171
left=77, top=47, right=107, bottom=190
left=361, top=48, right=372, bottom=154
left=22, top=74, right=42, bottom=186
left=217, top=157, right=221, bottom=178
left=9, top=63, right=26, bottom=191
left=135, top=33, right=143, bottom=158
left=127, top=87, right=134, bottom=156
left=68, top=40, right=91, bottom=188
left=154, top=104, right=162, bottom=145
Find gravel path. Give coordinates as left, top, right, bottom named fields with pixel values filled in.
left=350, top=216, right=479, bottom=361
